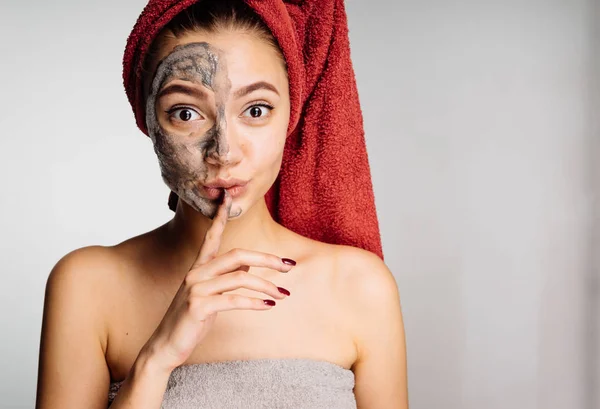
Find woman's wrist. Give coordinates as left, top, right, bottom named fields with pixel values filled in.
left=134, top=342, right=175, bottom=381
left=108, top=343, right=173, bottom=408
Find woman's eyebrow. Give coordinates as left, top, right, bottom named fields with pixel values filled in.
left=233, top=81, right=279, bottom=99
left=157, top=83, right=209, bottom=100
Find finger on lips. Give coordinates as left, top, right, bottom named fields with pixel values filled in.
left=188, top=188, right=296, bottom=308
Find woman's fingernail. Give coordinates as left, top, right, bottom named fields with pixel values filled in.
left=277, top=287, right=291, bottom=296
left=281, top=258, right=296, bottom=266
left=264, top=299, right=276, bottom=306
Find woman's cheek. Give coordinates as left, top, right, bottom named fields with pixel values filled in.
left=157, top=130, right=215, bottom=178
left=261, top=133, right=286, bottom=177
left=253, top=132, right=280, bottom=166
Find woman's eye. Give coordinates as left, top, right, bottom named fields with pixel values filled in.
left=242, top=104, right=273, bottom=119
left=168, top=108, right=202, bottom=122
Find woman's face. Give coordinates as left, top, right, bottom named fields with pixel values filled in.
left=145, top=30, right=290, bottom=219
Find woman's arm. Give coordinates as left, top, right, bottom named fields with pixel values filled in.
left=35, top=247, right=172, bottom=409
left=339, top=247, right=409, bottom=409
left=106, top=347, right=172, bottom=408
left=36, top=247, right=116, bottom=409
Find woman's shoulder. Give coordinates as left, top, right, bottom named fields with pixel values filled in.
left=50, top=222, right=165, bottom=276
left=47, top=231, right=151, bottom=285
left=45, top=229, right=160, bottom=313
left=330, top=244, right=398, bottom=304
left=286, top=231, right=397, bottom=302
left=294, top=239, right=400, bottom=355
left=291, top=231, right=389, bottom=278
left=47, top=245, right=121, bottom=293
left=42, top=245, right=125, bottom=357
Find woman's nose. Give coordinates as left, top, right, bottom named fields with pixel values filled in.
left=205, top=125, right=243, bottom=167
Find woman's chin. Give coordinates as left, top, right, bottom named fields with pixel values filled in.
left=227, top=205, right=244, bottom=219
left=196, top=197, right=244, bottom=220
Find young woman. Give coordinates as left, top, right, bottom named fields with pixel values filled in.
left=35, top=0, right=408, bottom=408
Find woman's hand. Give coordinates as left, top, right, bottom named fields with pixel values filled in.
left=141, top=189, right=294, bottom=373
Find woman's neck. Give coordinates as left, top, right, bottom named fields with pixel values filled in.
left=165, top=196, right=282, bottom=267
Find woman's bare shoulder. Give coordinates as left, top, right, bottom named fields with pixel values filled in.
left=333, top=245, right=388, bottom=277
left=277, top=227, right=389, bottom=279
left=283, top=231, right=396, bottom=297
left=41, top=245, right=123, bottom=363
left=47, top=245, right=121, bottom=293
left=45, top=228, right=162, bottom=307
left=332, top=245, right=398, bottom=302
left=303, top=243, right=400, bottom=326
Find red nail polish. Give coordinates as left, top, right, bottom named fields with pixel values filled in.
left=281, top=258, right=296, bottom=266
left=277, top=287, right=291, bottom=296
left=264, top=299, right=276, bottom=306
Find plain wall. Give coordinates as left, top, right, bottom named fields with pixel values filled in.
left=346, top=1, right=597, bottom=408
left=588, top=0, right=600, bottom=407
left=0, top=0, right=597, bottom=408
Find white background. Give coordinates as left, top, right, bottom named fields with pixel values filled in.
left=0, top=0, right=598, bottom=408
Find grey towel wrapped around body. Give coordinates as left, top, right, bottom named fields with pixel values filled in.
left=108, top=358, right=357, bottom=408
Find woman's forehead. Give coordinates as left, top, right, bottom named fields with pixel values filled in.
left=155, top=31, right=287, bottom=87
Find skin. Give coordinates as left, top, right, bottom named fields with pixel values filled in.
left=145, top=32, right=288, bottom=221
left=36, top=29, right=408, bottom=409
left=146, top=41, right=238, bottom=219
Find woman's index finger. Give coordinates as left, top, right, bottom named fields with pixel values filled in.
left=193, top=189, right=232, bottom=268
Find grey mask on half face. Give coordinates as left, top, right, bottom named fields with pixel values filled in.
left=146, top=42, right=239, bottom=219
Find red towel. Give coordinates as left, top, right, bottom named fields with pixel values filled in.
left=123, top=0, right=383, bottom=259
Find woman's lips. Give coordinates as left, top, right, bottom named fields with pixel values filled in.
left=200, top=183, right=248, bottom=200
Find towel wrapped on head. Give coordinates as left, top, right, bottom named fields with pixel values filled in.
left=123, top=0, right=383, bottom=259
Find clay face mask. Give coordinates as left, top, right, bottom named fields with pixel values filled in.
left=146, top=42, right=239, bottom=219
